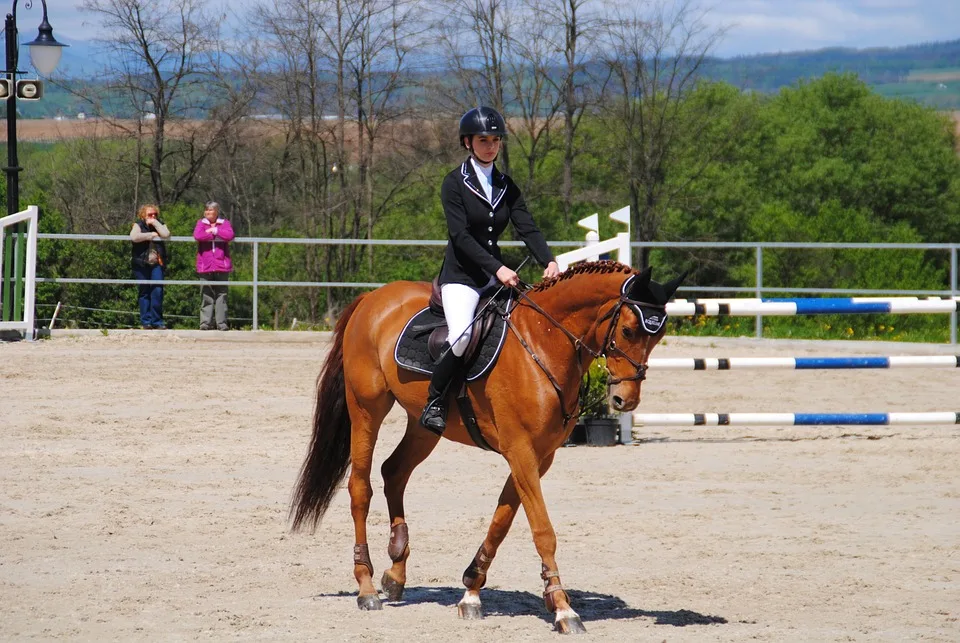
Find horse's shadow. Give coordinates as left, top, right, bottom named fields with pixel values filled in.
left=319, top=586, right=727, bottom=627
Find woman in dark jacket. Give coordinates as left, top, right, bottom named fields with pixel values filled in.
left=129, top=204, right=170, bottom=329
left=421, top=106, right=560, bottom=433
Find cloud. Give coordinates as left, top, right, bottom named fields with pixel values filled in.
left=707, top=0, right=955, bottom=56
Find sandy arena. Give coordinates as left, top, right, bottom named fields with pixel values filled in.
left=1, top=332, right=958, bottom=641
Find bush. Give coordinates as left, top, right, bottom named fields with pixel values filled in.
left=579, top=357, right=611, bottom=419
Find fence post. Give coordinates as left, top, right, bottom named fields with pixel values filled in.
left=951, top=246, right=957, bottom=345
left=755, top=246, right=763, bottom=338
left=252, top=241, right=259, bottom=331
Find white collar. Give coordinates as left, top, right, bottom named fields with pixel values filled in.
left=470, top=157, right=494, bottom=181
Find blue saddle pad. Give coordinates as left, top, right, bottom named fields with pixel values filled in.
left=394, top=302, right=509, bottom=381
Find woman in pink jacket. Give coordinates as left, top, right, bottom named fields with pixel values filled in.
left=193, top=201, right=235, bottom=330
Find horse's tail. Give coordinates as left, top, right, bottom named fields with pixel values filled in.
left=290, top=294, right=367, bottom=532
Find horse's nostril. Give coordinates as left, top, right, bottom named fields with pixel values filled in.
left=612, top=396, right=623, bottom=408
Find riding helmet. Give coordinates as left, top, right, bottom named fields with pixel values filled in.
left=459, top=106, right=507, bottom=147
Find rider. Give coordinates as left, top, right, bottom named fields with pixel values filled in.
left=420, top=106, right=561, bottom=434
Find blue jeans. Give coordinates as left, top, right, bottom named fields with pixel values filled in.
left=133, top=264, right=165, bottom=327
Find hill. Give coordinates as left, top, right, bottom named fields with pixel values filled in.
left=702, top=39, right=960, bottom=108
left=9, top=38, right=960, bottom=120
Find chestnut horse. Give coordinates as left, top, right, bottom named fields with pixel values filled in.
left=290, top=261, right=683, bottom=634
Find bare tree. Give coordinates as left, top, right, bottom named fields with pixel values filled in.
left=537, top=0, right=602, bottom=222
left=79, top=0, right=254, bottom=206
left=348, top=0, right=428, bottom=270
left=600, top=0, right=727, bottom=267
left=431, top=0, right=514, bottom=173
left=502, top=0, right=564, bottom=197
left=245, top=0, right=430, bottom=320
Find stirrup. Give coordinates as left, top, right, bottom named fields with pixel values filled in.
left=420, top=400, right=446, bottom=436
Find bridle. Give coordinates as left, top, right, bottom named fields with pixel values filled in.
left=502, top=285, right=665, bottom=424
left=594, top=296, right=664, bottom=385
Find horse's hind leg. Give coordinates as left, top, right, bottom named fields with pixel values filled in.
left=458, top=452, right=558, bottom=621
left=379, top=414, right=441, bottom=601
left=345, top=383, right=394, bottom=611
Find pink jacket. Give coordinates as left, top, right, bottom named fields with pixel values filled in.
left=193, top=217, right=235, bottom=273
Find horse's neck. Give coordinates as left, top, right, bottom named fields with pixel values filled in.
left=524, top=273, right=621, bottom=349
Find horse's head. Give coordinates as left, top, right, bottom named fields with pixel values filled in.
left=597, top=267, right=685, bottom=412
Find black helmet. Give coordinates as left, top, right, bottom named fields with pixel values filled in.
left=459, top=106, right=507, bottom=147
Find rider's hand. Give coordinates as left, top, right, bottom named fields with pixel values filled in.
left=496, top=265, right=520, bottom=287
left=543, top=261, right=559, bottom=280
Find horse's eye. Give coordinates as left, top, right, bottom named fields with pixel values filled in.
left=622, top=326, right=634, bottom=339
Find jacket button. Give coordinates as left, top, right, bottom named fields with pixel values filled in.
left=489, top=212, right=494, bottom=217
left=487, top=226, right=493, bottom=232
left=487, top=240, right=493, bottom=246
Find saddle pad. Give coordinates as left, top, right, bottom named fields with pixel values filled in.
left=395, top=306, right=508, bottom=381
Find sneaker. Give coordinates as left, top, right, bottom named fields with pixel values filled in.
left=153, top=324, right=166, bottom=330
left=141, top=325, right=152, bottom=330
left=217, top=324, right=229, bottom=331
left=199, top=323, right=211, bottom=331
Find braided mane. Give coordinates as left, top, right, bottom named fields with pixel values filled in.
left=529, top=260, right=636, bottom=293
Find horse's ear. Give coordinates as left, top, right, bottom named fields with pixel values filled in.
left=621, top=266, right=652, bottom=295
left=623, top=266, right=654, bottom=300
left=662, top=270, right=688, bottom=301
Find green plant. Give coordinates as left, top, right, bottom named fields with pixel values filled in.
left=579, top=357, right=612, bottom=419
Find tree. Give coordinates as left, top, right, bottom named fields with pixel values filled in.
left=431, top=0, right=514, bottom=173
left=535, top=0, right=602, bottom=222
left=599, top=0, right=728, bottom=267
left=79, top=0, right=254, bottom=206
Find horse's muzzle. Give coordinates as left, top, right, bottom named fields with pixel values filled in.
left=609, top=391, right=639, bottom=413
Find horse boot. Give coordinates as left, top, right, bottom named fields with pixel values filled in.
left=419, top=349, right=463, bottom=435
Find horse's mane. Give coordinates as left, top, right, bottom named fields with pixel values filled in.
left=529, top=260, right=636, bottom=293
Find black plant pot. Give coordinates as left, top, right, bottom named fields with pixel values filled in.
left=565, top=423, right=587, bottom=446
left=584, top=416, right=619, bottom=446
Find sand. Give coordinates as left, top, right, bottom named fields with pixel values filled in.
left=1, top=332, right=958, bottom=641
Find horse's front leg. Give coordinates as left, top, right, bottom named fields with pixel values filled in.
left=459, top=451, right=584, bottom=632
left=506, top=445, right=586, bottom=633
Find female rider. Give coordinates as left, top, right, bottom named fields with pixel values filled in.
left=421, top=106, right=560, bottom=433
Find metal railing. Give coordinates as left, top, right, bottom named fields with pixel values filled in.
left=34, top=234, right=960, bottom=342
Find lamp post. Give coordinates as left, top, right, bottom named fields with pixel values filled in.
left=1, top=0, right=65, bottom=322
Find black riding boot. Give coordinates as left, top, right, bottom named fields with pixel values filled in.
left=420, top=349, right=463, bottom=435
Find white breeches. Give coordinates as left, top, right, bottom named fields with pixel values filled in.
left=440, top=283, right=482, bottom=357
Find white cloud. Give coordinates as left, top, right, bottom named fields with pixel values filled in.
left=708, top=0, right=957, bottom=56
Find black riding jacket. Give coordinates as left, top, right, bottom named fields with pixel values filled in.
left=438, top=159, right=555, bottom=288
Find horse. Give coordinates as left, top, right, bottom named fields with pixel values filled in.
left=290, top=260, right=684, bottom=634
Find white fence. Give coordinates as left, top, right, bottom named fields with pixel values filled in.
left=0, top=206, right=39, bottom=341
left=17, top=232, right=960, bottom=343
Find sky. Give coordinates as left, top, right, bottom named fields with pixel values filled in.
left=20, top=0, right=960, bottom=61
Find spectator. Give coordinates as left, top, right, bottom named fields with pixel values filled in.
left=193, top=201, right=234, bottom=331
left=130, top=204, right=170, bottom=329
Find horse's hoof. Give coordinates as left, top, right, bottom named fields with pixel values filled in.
left=457, top=601, right=484, bottom=620
left=357, top=594, right=383, bottom=610
left=555, top=614, right=587, bottom=634
left=380, top=572, right=405, bottom=601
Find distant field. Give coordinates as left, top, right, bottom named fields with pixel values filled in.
left=907, top=68, right=960, bottom=82
left=0, top=118, right=286, bottom=143
left=4, top=113, right=960, bottom=149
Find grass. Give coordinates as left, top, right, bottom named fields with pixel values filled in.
left=671, top=314, right=954, bottom=343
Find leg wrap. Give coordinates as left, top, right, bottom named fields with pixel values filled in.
left=462, top=545, right=494, bottom=590
left=541, top=565, right=565, bottom=613
left=387, top=523, right=409, bottom=562
left=353, top=543, right=373, bottom=576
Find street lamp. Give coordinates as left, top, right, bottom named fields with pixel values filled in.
left=1, top=0, right=65, bottom=323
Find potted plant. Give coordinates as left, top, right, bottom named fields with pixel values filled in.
left=576, top=358, right=620, bottom=446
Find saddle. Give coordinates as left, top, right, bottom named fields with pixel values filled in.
left=394, top=279, right=510, bottom=381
